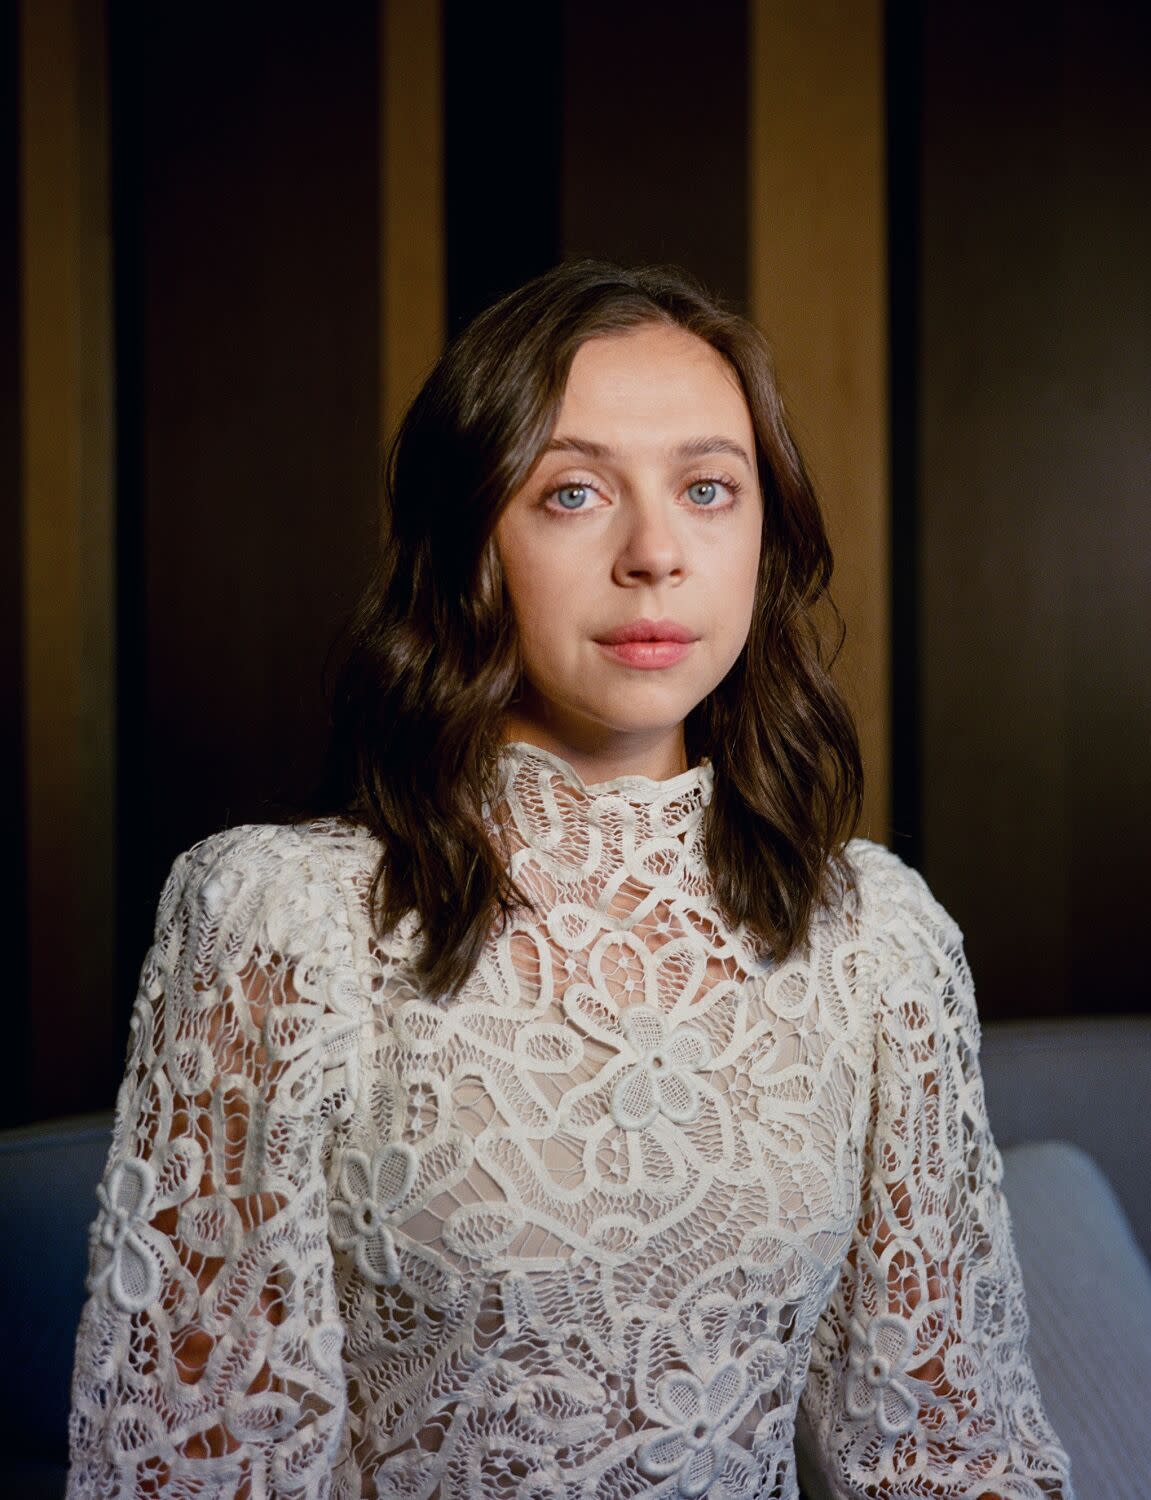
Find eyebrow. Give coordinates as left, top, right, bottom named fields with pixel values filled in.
left=545, top=435, right=755, bottom=468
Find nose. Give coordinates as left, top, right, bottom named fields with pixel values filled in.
left=610, top=493, right=687, bottom=588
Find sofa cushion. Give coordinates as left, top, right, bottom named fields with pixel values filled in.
left=1002, top=1139, right=1151, bottom=1499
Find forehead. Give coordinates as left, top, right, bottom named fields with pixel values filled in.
left=557, top=325, right=753, bottom=440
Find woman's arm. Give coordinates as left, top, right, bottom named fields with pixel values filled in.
left=798, top=844, right=1074, bottom=1500
left=67, top=826, right=356, bottom=1499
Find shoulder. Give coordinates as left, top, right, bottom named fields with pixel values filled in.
left=175, top=815, right=376, bottom=878
left=843, top=837, right=964, bottom=948
left=137, top=820, right=377, bottom=1132
left=841, top=839, right=977, bottom=1045
left=156, top=817, right=379, bottom=964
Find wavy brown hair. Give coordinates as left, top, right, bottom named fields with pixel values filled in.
left=303, top=259, right=863, bottom=997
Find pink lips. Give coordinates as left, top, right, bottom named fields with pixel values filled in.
left=594, top=617, right=698, bottom=669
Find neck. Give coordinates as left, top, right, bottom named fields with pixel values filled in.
left=498, top=714, right=690, bottom=786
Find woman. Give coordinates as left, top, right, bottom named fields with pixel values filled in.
left=67, top=260, right=1074, bottom=1498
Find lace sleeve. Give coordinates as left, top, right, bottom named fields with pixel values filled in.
left=797, top=844, right=1075, bottom=1500
left=67, top=825, right=358, bottom=1499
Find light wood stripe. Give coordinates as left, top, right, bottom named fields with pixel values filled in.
left=748, top=0, right=890, bottom=841
left=21, top=0, right=117, bottom=1109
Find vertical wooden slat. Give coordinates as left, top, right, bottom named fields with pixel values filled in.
left=380, top=0, right=445, bottom=453
left=20, top=0, right=117, bottom=1114
left=918, top=0, right=1151, bottom=1018
left=2, top=6, right=27, bottom=1129
left=748, top=0, right=890, bottom=842
left=559, top=0, right=746, bottom=310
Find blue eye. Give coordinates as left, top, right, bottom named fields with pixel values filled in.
left=687, top=480, right=722, bottom=506
left=554, top=485, right=591, bottom=510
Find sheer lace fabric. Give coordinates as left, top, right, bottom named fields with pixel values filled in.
left=68, top=741, right=1074, bottom=1498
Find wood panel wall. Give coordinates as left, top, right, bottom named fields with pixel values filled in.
left=2, top=4, right=26, bottom=1129
left=380, top=0, right=444, bottom=448
left=12, top=0, right=903, bottom=1123
left=919, top=0, right=1151, bottom=1017
left=18, top=0, right=118, bottom=1119
left=27, top=1, right=1137, bottom=1124
left=442, top=0, right=563, bottom=336
left=90, top=5, right=383, bottom=1064
left=748, top=0, right=891, bottom=843
left=559, top=0, right=748, bottom=308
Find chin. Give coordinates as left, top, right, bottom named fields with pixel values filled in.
left=588, top=709, right=698, bottom=738
left=526, top=679, right=703, bottom=741
left=600, top=692, right=709, bottom=727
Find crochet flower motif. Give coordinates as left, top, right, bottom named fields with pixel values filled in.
left=329, top=1143, right=418, bottom=1285
left=88, top=1158, right=163, bottom=1313
left=88, top=1144, right=202, bottom=1314
left=846, top=1313, right=918, bottom=1435
left=611, top=1005, right=712, bottom=1131
left=638, top=1362, right=755, bottom=1499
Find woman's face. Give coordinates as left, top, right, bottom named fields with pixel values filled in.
left=494, top=322, right=764, bottom=781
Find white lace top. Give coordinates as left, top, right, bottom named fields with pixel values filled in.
left=68, top=740, right=1074, bottom=1499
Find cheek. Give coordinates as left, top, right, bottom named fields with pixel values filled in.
left=723, top=523, right=763, bottom=620
left=495, top=530, right=575, bottom=654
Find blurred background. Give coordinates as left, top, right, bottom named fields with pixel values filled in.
left=5, top=0, right=1150, bottom=1130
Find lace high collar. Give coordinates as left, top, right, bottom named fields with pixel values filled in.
left=497, top=738, right=713, bottom=799
left=494, top=739, right=714, bottom=847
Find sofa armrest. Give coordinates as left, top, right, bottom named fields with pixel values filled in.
left=0, top=1110, right=115, bottom=1475
left=1002, top=1140, right=1151, bottom=1499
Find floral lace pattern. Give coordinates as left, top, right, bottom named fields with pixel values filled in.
left=611, top=1004, right=713, bottom=1129
left=639, top=1362, right=754, bottom=1497
left=67, top=740, right=1074, bottom=1498
left=329, top=1143, right=418, bottom=1286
